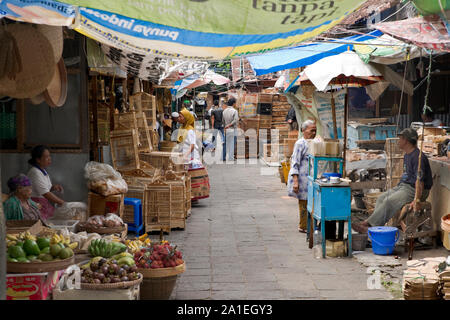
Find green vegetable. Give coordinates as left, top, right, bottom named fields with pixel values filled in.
left=23, top=239, right=40, bottom=256
left=8, top=246, right=26, bottom=259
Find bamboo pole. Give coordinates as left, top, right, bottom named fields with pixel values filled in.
left=330, top=92, right=338, bottom=140
left=0, top=174, right=5, bottom=300
left=343, top=87, right=349, bottom=178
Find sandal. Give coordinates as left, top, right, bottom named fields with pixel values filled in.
left=298, top=228, right=307, bottom=233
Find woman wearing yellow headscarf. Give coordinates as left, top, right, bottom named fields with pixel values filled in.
left=177, top=108, right=202, bottom=168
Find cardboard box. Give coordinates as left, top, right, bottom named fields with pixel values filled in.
left=6, top=271, right=64, bottom=300
left=442, top=231, right=450, bottom=250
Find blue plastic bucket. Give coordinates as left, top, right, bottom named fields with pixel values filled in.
left=368, top=226, right=399, bottom=255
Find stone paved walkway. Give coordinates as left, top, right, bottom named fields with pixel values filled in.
left=164, top=161, right=393, bottom=300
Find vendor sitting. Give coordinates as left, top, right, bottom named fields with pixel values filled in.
left=3, top=174, right=42, bottom=221
left=27, top=145, right=65, bottom=220
left=352, top=128, right=433, bottom=234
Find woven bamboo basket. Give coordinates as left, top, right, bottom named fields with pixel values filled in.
left=77, top=222, right=126, bottom=235
left=138, top=263, right=185, bottom=300
left=140, top=151, right=184, bottom=171
left=7, top=256, right=75, bottom=273
left=80, top=273, right=143, bottom=290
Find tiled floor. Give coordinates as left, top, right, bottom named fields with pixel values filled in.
left=162, top=161, right=393, bottom=300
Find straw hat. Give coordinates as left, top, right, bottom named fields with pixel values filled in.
left=43, top=58, right=67, bottom=107
left=0, top=24, right=55, bottom=99
left=36, top=25, right=63, bottom=64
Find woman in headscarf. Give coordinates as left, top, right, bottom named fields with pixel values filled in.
left=3, top=174, right=42, bottom=221
left=177, top=108, right=202, bottom=169
left=27, top=145, right=65, bottom=220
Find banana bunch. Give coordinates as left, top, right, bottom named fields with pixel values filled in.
left=125, top=234, right=151, bottom=253
left=50, top=234, right=78, bottom=250
left=15, top=231, right=37, bottom=241
left=88, top=239, right=127, bottom=258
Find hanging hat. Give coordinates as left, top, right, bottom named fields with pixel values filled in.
left=43, top=57, right=67, bottom=107
left=0, top=24, right=55, bottom=99
left=36, top=25, right=63, bottom=64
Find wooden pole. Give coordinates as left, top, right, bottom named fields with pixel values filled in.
left=92, top=76, right=99, bottom=161
left=343, top=87, right=349, bottom=178
left=330, top=92, right=338, bottom=140
left=109, top=76, right=115, bottom=131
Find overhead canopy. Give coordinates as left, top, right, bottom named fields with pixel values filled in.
left=411, top=0, right=450, bottom=15
left=247, top=30, right=382, bottom=75
left=173, top=70, right=230, bottom=91
left=354, top=34, right=425, bottom=64
left=299, top=51, right=383, bottom=92
left=373, top=15, right=450, bottom=52
left=1, top=0, right=369, bottom=60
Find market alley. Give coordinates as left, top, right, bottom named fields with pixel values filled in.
left=166, top=161, right=393, bottom=300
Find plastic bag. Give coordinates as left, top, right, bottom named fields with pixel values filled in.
left=104, top=213, right=124, bottom=227
left=86, top=215, right=106, bottom=227
left=53, top=202, right=87, bottom=221
left=84, top=161, right=128, bottom=196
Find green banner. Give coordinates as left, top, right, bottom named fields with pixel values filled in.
left=411, top=0, right=450, bottom=15
left=62, top=0, right=365, bottom=34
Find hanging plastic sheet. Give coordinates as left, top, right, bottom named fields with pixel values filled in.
left=99, top=43, right=208, bottom=84
left=0, top=0, right=75, bottom=26
left=247, top=30, right=381, bottom=75
left=69, top=0, right=367, bottom=60
left=373, top=15, right=450, bottom=52
left=354, top=34, right=425, bottom=65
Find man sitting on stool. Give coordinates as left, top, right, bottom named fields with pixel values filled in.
left=352, top=128, right=433, bottom=234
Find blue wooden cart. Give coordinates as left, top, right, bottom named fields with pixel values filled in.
left=306, top=155, right=352, bottom=258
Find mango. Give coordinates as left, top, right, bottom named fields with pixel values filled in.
left=50, top=244, right=62, bottom=257
left=8, top=246, right=26, bottom=259
left=59, top=248, right=74, bottom=260
left=37, top=238, right=50, bottom=250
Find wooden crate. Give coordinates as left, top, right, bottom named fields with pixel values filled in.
left=385, top=138, right=403, bottom=189
left=144, top=182, right=186, bottom=232
left=263, top=143, right=282, bottom=163
left=87, top=192, right=124, bottom=218
left=257, top=93, right=273, bottom=104
left=140, top=151, right=185, bottom=171
left=188, top=167, right=210, bottom=200
left=98, top=120, right=110, bottom=144
left=110, top=129, right=140, bottom=170
left=123, top=185, right=146, bottom=224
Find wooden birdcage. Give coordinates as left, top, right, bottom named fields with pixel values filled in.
left=110, top=129, right=140, bottom=170
left=144, top=181, right=186, bottom=233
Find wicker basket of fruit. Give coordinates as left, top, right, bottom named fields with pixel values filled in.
left=6, top=232, right=78, bottom=273
left=79, top=256, right=142, bottom=289
left=77, top=214, right=126, bottom=235
left=133, top=241, right=185, bottom=300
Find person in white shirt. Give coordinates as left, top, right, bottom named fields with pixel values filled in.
left=26, top=145, right=65, bottom=220
left=222, top=97, right=240, bottom=161
left=177, top=109, right=202, bottom=168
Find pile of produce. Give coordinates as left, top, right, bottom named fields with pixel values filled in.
left=125, top=233, right=151, bottom=253
left=80, top=255, right=139, bottom=284
left=88, top=239, right=127, bottom=258
left=85, top=214, right=125, bottom=228
left=6, top=232, right=75, bottom=263
left=134, top=241, right=183, bottom=269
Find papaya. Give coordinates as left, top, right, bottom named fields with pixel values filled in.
left=39, top=254, right=54, bottom=262
left=7, top=257, right=18, bottom=263
left=8, top=246, right=26, bottom=259
left=23, top=239, right=40, bottom=256
left=37, top=238, right=50, bottom=250
left=27, top=255, right=38, bottom=261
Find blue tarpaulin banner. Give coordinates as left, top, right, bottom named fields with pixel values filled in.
left=247, top=30, right=382, bottom=75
